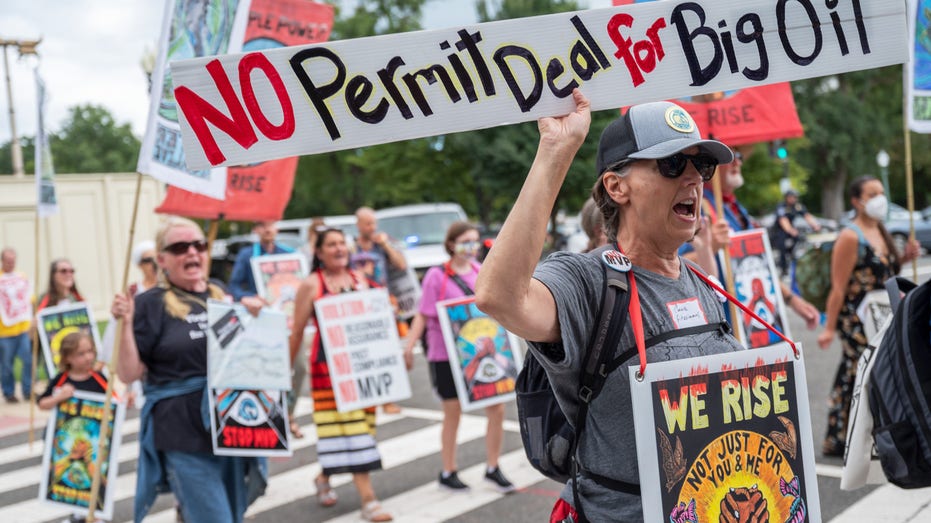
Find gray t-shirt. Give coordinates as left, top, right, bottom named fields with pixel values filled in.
left=529, top=251, right=744, bottom=522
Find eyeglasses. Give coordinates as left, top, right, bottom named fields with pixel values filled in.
left=56, top=268, right=75, bottom=274
left=139, top=256, right=156, bottom=265
left=732, top=151, right=743, bottom=162
left=655, top=153, right=719, bottom=182
left=162, top=240, right=208, bottom=255
left=454, top=241, right=480, bottom=254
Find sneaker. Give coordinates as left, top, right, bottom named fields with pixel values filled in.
left=484, top=466, right=516, bottom=494
left=438, top=471, right=470, bottom=492
left=4, top=395, right=18, bottom=403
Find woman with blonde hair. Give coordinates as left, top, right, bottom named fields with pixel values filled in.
left=111, top=216, right=265, bottom=522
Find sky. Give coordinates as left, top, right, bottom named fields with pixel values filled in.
left=0, top=0, right=614, bottom=146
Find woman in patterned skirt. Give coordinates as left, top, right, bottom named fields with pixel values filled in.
left=289, top=228, right=393, bottom=522
left=817, top=176, right=920, bottom=456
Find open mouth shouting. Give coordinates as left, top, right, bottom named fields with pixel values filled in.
left=673, top=198, right=697, bottom=220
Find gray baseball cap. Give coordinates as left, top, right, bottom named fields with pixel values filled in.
left=595, top=101, right=733, bottom=176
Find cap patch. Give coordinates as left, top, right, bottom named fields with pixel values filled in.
left=665, top=106, right=695, bottom=134
left=602, top=250, right=632, bottom=272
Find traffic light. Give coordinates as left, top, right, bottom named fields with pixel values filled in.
left=776, top=144, right=788, bottom=161
left=770, top=139, right=788, bottom=160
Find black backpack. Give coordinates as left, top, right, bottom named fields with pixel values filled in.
left=868, top=276, right=931, bottom=488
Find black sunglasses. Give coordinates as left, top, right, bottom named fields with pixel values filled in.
left=139, top=256, right=156, bottom=265
left=655, top=153, right=719, bottom=182
left=162, top=240, right=208, bottom=255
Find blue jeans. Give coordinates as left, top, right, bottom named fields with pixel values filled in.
left=164, top=450, right=248, bottom=523
left=0, top=332, right=31, bottom=398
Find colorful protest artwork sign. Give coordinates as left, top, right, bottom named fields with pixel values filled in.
left=137, top=0, right=251, bottom=198
left=251, top=252, right=309, bottom=329
left=169, top=0, right=907, bottom=169
left=631, top=343, right=821, bottom=522
left=314, top=288, right=412, bottom=412
left=0, top=272, right=32, bottom=326
left=209, top=388, right=292, bottom=456
left=36, top=302, right=102, bottom=377
left=436, top=296, right=523, bottom=411
left=207, top=300, right=291, bottom=390
left=39, top=391, right=126, bottom=519
left=722, top=229, right=791, bottom=349
left=154, top=0, right=334, bottom=219
left=907, top=0, right=931, bottom=133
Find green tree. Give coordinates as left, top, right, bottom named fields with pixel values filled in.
left=792, top=66, right=905, bottom=220
left=0, top=104, right=138, bottom=175
left=52, top=104, right=140, bottom=173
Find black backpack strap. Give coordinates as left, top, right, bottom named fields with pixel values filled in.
left=571, top=264, right=634, bottom=522
left=603, top=322, right=732, bottom=376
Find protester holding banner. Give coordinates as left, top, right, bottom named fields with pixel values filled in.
left=110, top=216, right=266, bottom=523
left=353, top=207, right=408, bottom=286
left=228, top=220, right=295, bottom=302
left=402, top=221, right=516, bottom=494
left=0, top=247, right=33, bottom=403
left=37, top=330, right=108, bottom=523
left=475, top=91, right=748, bottom=521
left=816, top=176, right=920, bottom=457
left=289, top=228, right=393, bottom=522
left=679, top=149, right=821, bottom=329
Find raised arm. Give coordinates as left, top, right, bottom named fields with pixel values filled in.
left=111, top=292, right=146, bottom=383
left=475, top=89, right=591, bottom=343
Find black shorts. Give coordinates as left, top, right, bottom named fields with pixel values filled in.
left=428, top=360, right=459, bottom=401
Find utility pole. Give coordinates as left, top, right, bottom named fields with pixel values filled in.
left=0, top=37, right=41, bottom=177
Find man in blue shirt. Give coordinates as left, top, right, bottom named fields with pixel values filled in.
left=228, top=220, right=294, bottom=302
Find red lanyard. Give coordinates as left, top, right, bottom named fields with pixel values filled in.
left=620, top=247, right=799, bottom=379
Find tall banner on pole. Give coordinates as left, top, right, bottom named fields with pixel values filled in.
left=906, top=0, right=931, bottom=133
left=35, top=68, right=58, bottom=218
left=137, top=0, right=253, bottom=199
left=155, top=0, right=334, bottom=220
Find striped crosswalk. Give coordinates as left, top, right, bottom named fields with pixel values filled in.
left=0, top=398, right=557, bottom=522
left=8, top=395, right=931, bottom=522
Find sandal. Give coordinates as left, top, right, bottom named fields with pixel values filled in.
left=315, top=476, right=338, bottom=507
left=290, top=421, right=304, bottom=439
left=361, top=500, right=393, bottom=522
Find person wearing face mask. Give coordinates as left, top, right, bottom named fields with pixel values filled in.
left=402, top=221, right=516, bottom=494
left=816, top=175, right=920, bottom=457
left=679, top=150, right=822, bottom=331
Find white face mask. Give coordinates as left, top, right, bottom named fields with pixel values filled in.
left=726, top=171, right=744, bottom=191
left=863, top=194, right=888, bottom=221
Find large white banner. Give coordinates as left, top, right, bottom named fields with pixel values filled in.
left=170, top=0, right=907, bottom=169
left=314, top=288, right=412, bottom=412
left=138, top=0, right=252, bottom=198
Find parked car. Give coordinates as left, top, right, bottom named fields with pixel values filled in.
left=841, top=203, right=931, bottom=252
left=276, top=203, right=469, bottom=279
left=374, top=203, right=469, bottom=278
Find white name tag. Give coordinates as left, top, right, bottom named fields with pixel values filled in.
left=667, top=298, right=708, bottom=329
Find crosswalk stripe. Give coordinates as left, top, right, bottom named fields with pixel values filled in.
left=138, top=410, right=496, bottom=522
left=830, top=483, right=931, bottom=522
left=319, top=449, right=543, bottom=523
